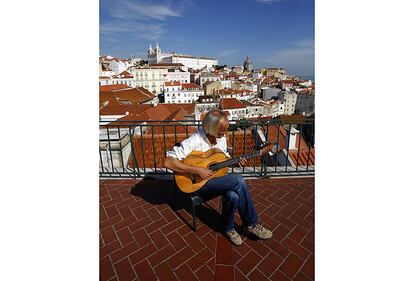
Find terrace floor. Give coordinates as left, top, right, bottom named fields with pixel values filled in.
left=100, top=176, right=314, bottom=281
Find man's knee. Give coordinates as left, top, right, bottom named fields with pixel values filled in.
left=224, top=191, right=239, bottom=204
left=228, top=174, right=244, bottom=185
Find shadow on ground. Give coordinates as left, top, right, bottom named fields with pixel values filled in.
left=129, top=174, right=224, bottom=233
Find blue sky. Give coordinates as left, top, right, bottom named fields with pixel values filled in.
left=100, top=0, right=314, bottom=76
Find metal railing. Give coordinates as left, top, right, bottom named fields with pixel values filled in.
left=99, top=118, right=314, bottom=178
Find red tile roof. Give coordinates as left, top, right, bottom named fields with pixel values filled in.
left=164, top=81, right=181, bottom=87
left=99, top=87, right=156, bottom=108
left=219, top=98, right=246, bottom=110
left=181, top=83, right=201, bottom=90
left=265, top=124, right=315, bottom=166
left=100, top=84, right=131, bottom=92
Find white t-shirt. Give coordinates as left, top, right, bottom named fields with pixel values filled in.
left=166, top=127, right=231, bottom=160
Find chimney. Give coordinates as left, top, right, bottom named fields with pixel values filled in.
left=288, top=127, right=299, bottom=150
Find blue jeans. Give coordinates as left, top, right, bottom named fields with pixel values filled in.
left=196, top=174, right=258, bottom=232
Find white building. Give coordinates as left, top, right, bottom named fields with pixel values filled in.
left=164, top=82, right=203, bottom=104
left=165, top=68, right=190, bottom=84
left=99, top=71, right=135, bottom=87
left=259, top=99, right=285, bottom=117
left=219, top=98, right=247, bottom=120
left=217, top=89, right=256, bottom=101
left=200, top=73, right=221, bottom=87
left=147, top=43, right=218, bottom=70
left=295, top=89, right=315, bottom=115
left=241, top=100, right=264, bottom=118
left=131, top=66, right=168, bottom=94
left=109, top=59, right=132, bottom=74
left=194, top=97, right=219, bottom=120
left=220, top=80, right=233, bottom=89
left=279, top=91, right=297, bottom=115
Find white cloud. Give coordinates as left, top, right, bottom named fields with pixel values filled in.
left=100, top=0, right=185, bottom=41
left=260, top=39, right=314, bottom=75
left=218, top=49, right=238, bottom=57
left=101, top=21, right=166, bottom=40
left=103, top=0, right=182, bottom=21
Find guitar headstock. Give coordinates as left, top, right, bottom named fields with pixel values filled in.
left=259, top=142, right=281, bottom=156
left=258, top=142, right=272, bottom=156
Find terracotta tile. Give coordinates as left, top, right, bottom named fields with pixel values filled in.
left=257, top=251, right=284, bottom=277
left=215, top=265, right=234, bottom=281
left=273, top=223, right=293, bottom=242
left=101, top=226, right=117, bottom=245
left=187, top=247, right=214, bottom=271
left=300, top=238, right=314, bottom=253
left=294, top=272, right=313, bottom=281
left=279, top=253, right=304, bottom=279
left=281, top=238, right=311, bottom=260
left=110, top=241, right=140, bottom=264
left=100, top=240, right=121, bottom=259
left=270, top=270, right=291, bottom=281
left=200, top=232, right=216, bottom=252
left=263, top=239, right=290, bottom=259
left=154, top=262, right=179, bottom=281
left=117, top=227, right=134, bottom=247
left=129, top=242, right=157, bottom=265
left=183, top=231, right=206, bottom=253
left=287, top=225, right=308, bottom=244
left=248, top=268, right=269, bottom=281
left=105, top=205, right=121, bottom=218
left=100, top=256, right=115, bottom=281
left=195, top=265, right=215, bottom=281
left=150, top=230, right=170, bottom=250
left=236, top=250, right=261, bottom=275
left=235, top=268, right=249, bottom=281
left=148, top=244, right=176, bottom=267
left=134, top=259, right=158, bottom=281
left=216, top=234, right=233, bottom=265
left=113, top=257, right=136, bottom=281
left=301, top=254, right=314, bottom=280
left=132, top=228, right=151, bottom=248
left=166, top=246, right=195, bottom=269
left=175, top=263, right=199, bottom=281
left=245, top=239, right=271, bottom=258
left=166, top=230, right=188, bottom=251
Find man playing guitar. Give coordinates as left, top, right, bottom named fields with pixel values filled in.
left=164, top=109, right=272, bottom=245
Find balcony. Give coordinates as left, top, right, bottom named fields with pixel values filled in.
left=99, top=119, right=314, bottom=281
left=99, top=119, right=315, bottom=178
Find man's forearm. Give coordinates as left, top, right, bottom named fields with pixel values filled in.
left=164, top=157, right=199, bottom=174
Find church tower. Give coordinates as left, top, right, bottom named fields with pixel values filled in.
left=244, top=56, right=253, bottom=72
left=155, top=42, right=161, bottom=54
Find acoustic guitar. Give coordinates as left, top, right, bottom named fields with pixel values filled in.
left=175, top=142, right=279, bottom=193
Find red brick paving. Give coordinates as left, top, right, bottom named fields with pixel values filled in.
left=100, top=177, right=314, bottom=280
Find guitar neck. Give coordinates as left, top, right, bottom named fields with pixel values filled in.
left=210, top=150, right=262, bottom=171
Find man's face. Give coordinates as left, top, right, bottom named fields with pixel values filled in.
left=216, top=118, right=229, bottom=138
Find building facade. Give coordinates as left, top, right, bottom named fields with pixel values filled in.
left=131, top=66, right=167, bottom=94
left=147, top=43, right=218, bottom=70
left=278, top=91, right=297, bottom=115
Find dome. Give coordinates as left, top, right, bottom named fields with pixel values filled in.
left=244, top=56, right=252, bottom=64
left=244, top=56, right=253, bottom=71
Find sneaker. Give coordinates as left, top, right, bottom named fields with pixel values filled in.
left=226, top=229, right=243, bottom=246
left=246, top=224, right=273, bottom=239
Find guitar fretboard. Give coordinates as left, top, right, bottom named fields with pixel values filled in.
left=209, top=150, right=261, bottom=171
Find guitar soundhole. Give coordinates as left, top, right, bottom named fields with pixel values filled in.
left=208, top=163, right=216, bottom=171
